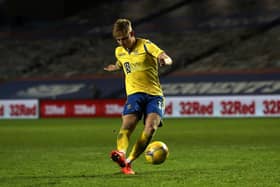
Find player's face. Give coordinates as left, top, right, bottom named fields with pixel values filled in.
left=115, top=31, right=134, bottom=49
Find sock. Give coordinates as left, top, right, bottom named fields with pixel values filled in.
left=117, top=129, right=130, bottom=154
left=127, top=131, right=152, bottom=163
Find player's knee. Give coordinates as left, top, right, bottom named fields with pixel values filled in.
left=146, top=120, right=159, bottom=132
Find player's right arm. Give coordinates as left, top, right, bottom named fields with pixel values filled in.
left=104, top=62, right=121, bottom=72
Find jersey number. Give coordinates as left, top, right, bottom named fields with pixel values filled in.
left=124, top=62, right=131, bottom=73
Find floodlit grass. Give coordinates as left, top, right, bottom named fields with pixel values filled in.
left=0, top=118, right=280, bottom=187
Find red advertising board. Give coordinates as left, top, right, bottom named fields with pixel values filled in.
left=0, top=99, right=39, bottom=119
left=40, top=99, right=125, bottom=118
left=2, top=96, right=279, bottom=119
left=39, top=95, right=280, bottom=118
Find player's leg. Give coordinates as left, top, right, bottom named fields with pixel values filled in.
left=126, top=113, right=161, bottom=163
left=117, top=114, right=138, bottom=154
left=111, top=93, right=143, bottom=174
left=127, top=95, right=165, bottom=163
left=111, top=114, right=138, bottom=168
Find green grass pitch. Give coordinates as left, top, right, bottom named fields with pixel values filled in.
left=0, top=118, right=279, bottom=187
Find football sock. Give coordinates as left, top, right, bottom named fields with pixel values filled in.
left=117, top=129, right=130, bottom=154
left=127, top=131, right=152, bottom=162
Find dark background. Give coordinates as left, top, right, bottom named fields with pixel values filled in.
left=0, top=0, right=280, bottom=81
left=0, top=0, right=115, bottom=25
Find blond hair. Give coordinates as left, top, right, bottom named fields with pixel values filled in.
left=112, top=18, right=133, bottom=38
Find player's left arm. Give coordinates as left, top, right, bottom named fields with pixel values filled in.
left=144, top=40, right=173, bottom=66
left=158, top=52, right=173, bottom=66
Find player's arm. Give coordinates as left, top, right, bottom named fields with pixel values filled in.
left=158, top=52, right=173, bottom=66
left=104, top=62, right=121, bottom=72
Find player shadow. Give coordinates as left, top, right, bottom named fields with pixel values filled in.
left=0, top=169, right=180, bottom=183
left=0, top=171, right=138, bottom=181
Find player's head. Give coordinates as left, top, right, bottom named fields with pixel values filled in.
left=112, top=18, right=135, bottom=49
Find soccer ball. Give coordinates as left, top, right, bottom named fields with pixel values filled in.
left=144, top=141, right=169, bottom=164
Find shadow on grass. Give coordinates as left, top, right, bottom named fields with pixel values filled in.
left=0, top=171, right=139, bottom=182
left=0, top=169, right=184, bottom=180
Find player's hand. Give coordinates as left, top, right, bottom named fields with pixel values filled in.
left=104, top=64, right=118, bottom=71
left=158, top=58, right=166, bottom=66
left=158, top=53, right=173, bottom=66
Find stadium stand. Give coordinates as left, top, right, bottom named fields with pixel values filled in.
left=0, top=0, right=280, bottom=81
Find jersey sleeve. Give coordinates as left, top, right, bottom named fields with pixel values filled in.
left=144, top=40, right=164, bottom=58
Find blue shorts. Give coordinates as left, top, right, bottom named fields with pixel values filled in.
left=123, top=93, right=165, bottom=121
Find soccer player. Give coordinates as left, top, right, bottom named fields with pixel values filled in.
left=104, top=18, right=173, bottom=175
